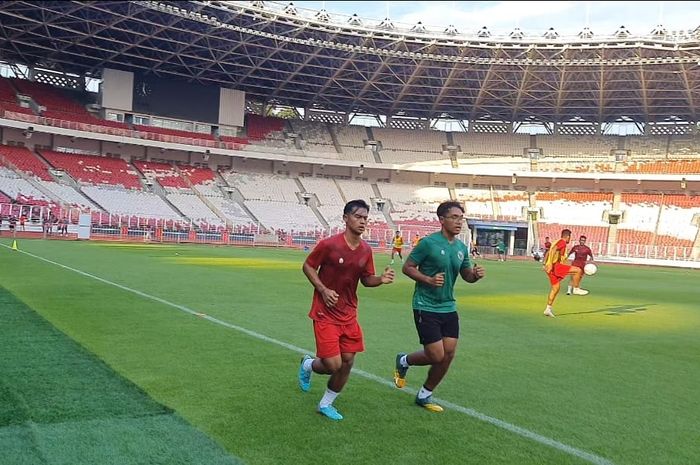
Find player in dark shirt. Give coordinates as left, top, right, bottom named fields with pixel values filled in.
left=567, top=235, right=594, bottom=295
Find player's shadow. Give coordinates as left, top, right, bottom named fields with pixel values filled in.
left=559, top=303, right=655, bottom=317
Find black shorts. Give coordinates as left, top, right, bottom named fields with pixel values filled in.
left=413, top=309, right=459, bottom=345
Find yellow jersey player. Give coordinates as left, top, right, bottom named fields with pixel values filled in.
left=391, top=231, right=404, bottom=265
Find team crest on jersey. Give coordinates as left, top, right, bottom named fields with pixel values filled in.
left=339, top=258, right=344, bottom=264
left=457, top=251, right=464, bottom=260
left=441, top=250, right=445, bottom=255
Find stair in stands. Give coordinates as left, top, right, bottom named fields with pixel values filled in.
left=144, top=174, right=190, bottom=224
left=175, top=165, right=231, bottom=227
left=0, top=154, right=65, bottom=206
left=215, top=171, right=262, bottom=227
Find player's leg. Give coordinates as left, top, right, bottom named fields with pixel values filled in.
left=314, top=352, right=354, bottom=421
left=547, top=281, right=561, bottom=305
left=317, top=322, right=364, bottom=420
left=394, top=310, right=441, bottom=388
left=398, top=250, right=403, bottom=262
left=416, top=312, right=459, bottom=412
left=544, top=279, right=561, bottom=317
left=299, top=321, right=341, bottom=392
left=326, top=352, right=355, bottom=393
left=566, top=266, right=588, bottom=295
left=423, top=337, right=457, bottom=390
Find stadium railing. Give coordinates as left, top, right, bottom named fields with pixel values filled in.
left=1, top=202, right=695, bottom=261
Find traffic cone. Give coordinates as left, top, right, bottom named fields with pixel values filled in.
left=11, top=240, right=18, bottom=251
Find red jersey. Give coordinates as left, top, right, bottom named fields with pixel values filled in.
left=569, top=244, right=593, bottom=267
left=544, top=239, right=567, bottom=267
left=306, top=233, right=375, bottom=325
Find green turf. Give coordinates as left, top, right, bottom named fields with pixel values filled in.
left=0, top=281, right=243, bottom=465
left=0, top=239, right=698, bottom=465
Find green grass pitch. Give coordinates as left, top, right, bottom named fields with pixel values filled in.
left=0, top=238, right=698, bottom=465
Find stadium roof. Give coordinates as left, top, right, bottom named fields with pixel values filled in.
left=1, top=1, right=700, bottom=123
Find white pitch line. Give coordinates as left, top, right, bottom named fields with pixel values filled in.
left=2, top=244, right=614, bottom=465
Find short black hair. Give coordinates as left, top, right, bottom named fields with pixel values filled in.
left=561, top=229, right=572, bottom=237
left=580, top=235, right=587, bottom=240
left=437, top=201, right=464, bottom=218
left=344, top=199, right=370, bottom=215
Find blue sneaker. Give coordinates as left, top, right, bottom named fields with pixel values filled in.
left=298, top=355, right=312, bottom=392
left=393, top=352, right=408, bottom=388
left=317, top=404, right=343, bottom=421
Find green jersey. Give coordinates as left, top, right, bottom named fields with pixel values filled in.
left=408, top=231, right=472, bottom=313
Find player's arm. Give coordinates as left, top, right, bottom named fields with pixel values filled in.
left=360, top=267, right=394, bottom=287
left=459, top=247, right=485, bottom=283
left=460, top=263, right=485, bottom=283
left=302, top=250, right=339, bottom=307
left=543, top=246, right=560, bottom=273
left=402, top=258, right=444, bottom=287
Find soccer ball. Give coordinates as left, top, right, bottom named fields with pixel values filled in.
left=583, top=263, right=597, bottom=276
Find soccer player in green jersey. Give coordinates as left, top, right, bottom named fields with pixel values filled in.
left=393, top=201, right=486, bottom=412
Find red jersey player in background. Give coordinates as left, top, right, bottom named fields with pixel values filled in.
left=542, top=229, right=588, bottom=318
left=298, top=199, right=395, bottom=421
left=566, top=235, right=594, bottom=295
left=543, top=236, right=552, bottom=254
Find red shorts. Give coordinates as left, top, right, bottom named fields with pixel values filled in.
left=313, top=319, right=364, bottom=358
left=392, top=247, right=402, bottom=254
left=547, top=263, right=571, bottom=285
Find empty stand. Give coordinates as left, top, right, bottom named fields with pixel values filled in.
left=0, top=145, right=53, bottom=181
left=624, top=160, right=700, bottom=174
left=453, top=133, right=529, bottom=157
left=298, top=177, right=345, bottom=206
left=537, top=224, right=610, bottom=246
left=374, top=128, right=446, bottom=164
left=41, top=151, right=142, bottom=189
left=244, top=200, right=321, bottom=231
left=378, top=183, right=448, bottom=225
left=166, top=191, right=224, bottom=226
left=9, top=78, right=129, bottom=131
left=627, top=136, right=667, bottom=158
left=224, top=171, right=300, bottom=202
left=82, top=185, right=181, bottom=220
left=0, top=167, right=51, bottom=205
left=537, top=192, right=613, bottom=227
left=537, top=135, right=617, bottom=157
left=334, top=125, right=375, bottom=163
left=134, top=160, right=189, bottom=189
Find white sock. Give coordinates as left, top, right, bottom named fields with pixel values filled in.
left=545, top=305, right=553, bottom=311
left=567, top=286, right=573, bottom=293
left=302, top=357, right=313, bottom=372
left=319, top=388, right=339, bottom=408
left=417, top=386, right=432, bottom=400
left=399, top=354, right=409, bottom=368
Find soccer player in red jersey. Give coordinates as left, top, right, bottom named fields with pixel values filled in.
left=543, top=236, right=551, bottom=256
left=298, top=199, right=395, bottom=421
left=566, top=235, right=594, bottom=295
left=542, top=229, right=588, bottom=318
